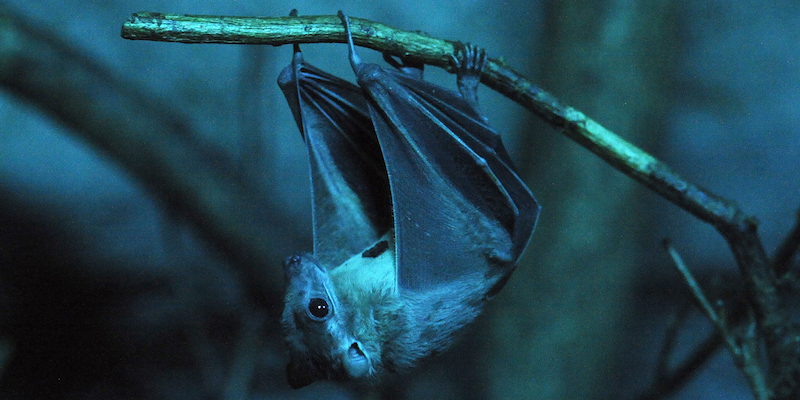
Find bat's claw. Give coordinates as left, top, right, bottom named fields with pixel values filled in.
left=338, top=11, right=363, bottom=71
left=453, top=42, right=487, bottom=116
left=453, top=43, right=487, bottom=77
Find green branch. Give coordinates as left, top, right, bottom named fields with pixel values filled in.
left=121, top=12, right=741, bottom=231
left=121, top=13, right=455, bottom=65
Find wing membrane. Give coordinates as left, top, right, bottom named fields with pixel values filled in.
left=354, top=64, right=541, bottom=291
left=278, top=48, right=391, bottom=268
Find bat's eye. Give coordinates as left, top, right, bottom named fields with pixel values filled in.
left=308, top=298, right=329, bottom=319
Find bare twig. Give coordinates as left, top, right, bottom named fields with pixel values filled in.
left=663, top=241, right=770, bottom=400
left=665, top=242, right=732, bottom=338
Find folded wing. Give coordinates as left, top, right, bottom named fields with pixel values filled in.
left=278, top=46, right=392, bottom=269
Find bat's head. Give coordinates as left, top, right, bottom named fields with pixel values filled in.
left=281, top=254, right=381, bottom=388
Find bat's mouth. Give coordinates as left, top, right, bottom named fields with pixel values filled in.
left=342, top=341, right=370, bottom=378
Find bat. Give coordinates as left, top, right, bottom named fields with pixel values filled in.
left=277, top=11, right=541, bottom=388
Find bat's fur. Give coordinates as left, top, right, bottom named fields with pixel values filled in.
left=282, top=234, right=492, bottom=386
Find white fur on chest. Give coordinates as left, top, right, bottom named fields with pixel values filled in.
left=329, top=233, right=397, bottom=298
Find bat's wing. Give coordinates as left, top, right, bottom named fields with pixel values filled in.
left=339, top=15, right=540, bottom=292
left=278, top=45, right=392, bottom=269
left=389, top=71, right=540, bottom=261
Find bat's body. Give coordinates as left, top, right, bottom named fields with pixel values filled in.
left=278, top=11, right=540, bottom=388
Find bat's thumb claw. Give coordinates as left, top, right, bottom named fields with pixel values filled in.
left=338, top=11, right=363, bottom=71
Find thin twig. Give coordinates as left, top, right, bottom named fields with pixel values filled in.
left=663, top=240, right=771, bottom=400
left=739, top=307, right=772, bottom=400
left=665, top=242, right=730, bottom=338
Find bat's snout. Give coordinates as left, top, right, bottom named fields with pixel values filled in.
left=342, top=341, right=371, bottom=379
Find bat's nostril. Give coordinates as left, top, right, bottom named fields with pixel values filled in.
left=283, top=255, right=302, bottom=267
left=349, top=342, right=365, bottom=357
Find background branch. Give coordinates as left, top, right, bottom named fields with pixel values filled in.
left=0, top=8, right=301, bottom=311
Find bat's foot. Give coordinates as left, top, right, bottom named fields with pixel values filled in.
left=452, top=43, right=487, bottom=113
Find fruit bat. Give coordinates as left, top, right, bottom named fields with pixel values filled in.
left=277, top=10, right=541, bottom=388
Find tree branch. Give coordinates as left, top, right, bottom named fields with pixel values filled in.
left=663, top=241, right=770, bottom=399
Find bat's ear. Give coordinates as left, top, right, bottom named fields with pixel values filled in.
left=485, top=264, right=516, bottom=300
left=282, top=255, right=302, bottom=282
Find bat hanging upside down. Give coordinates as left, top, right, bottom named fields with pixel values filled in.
left=277, top=10, right=541, bottom=388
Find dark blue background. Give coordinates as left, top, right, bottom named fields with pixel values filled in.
left=0, top=1, right=796, bottom=399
